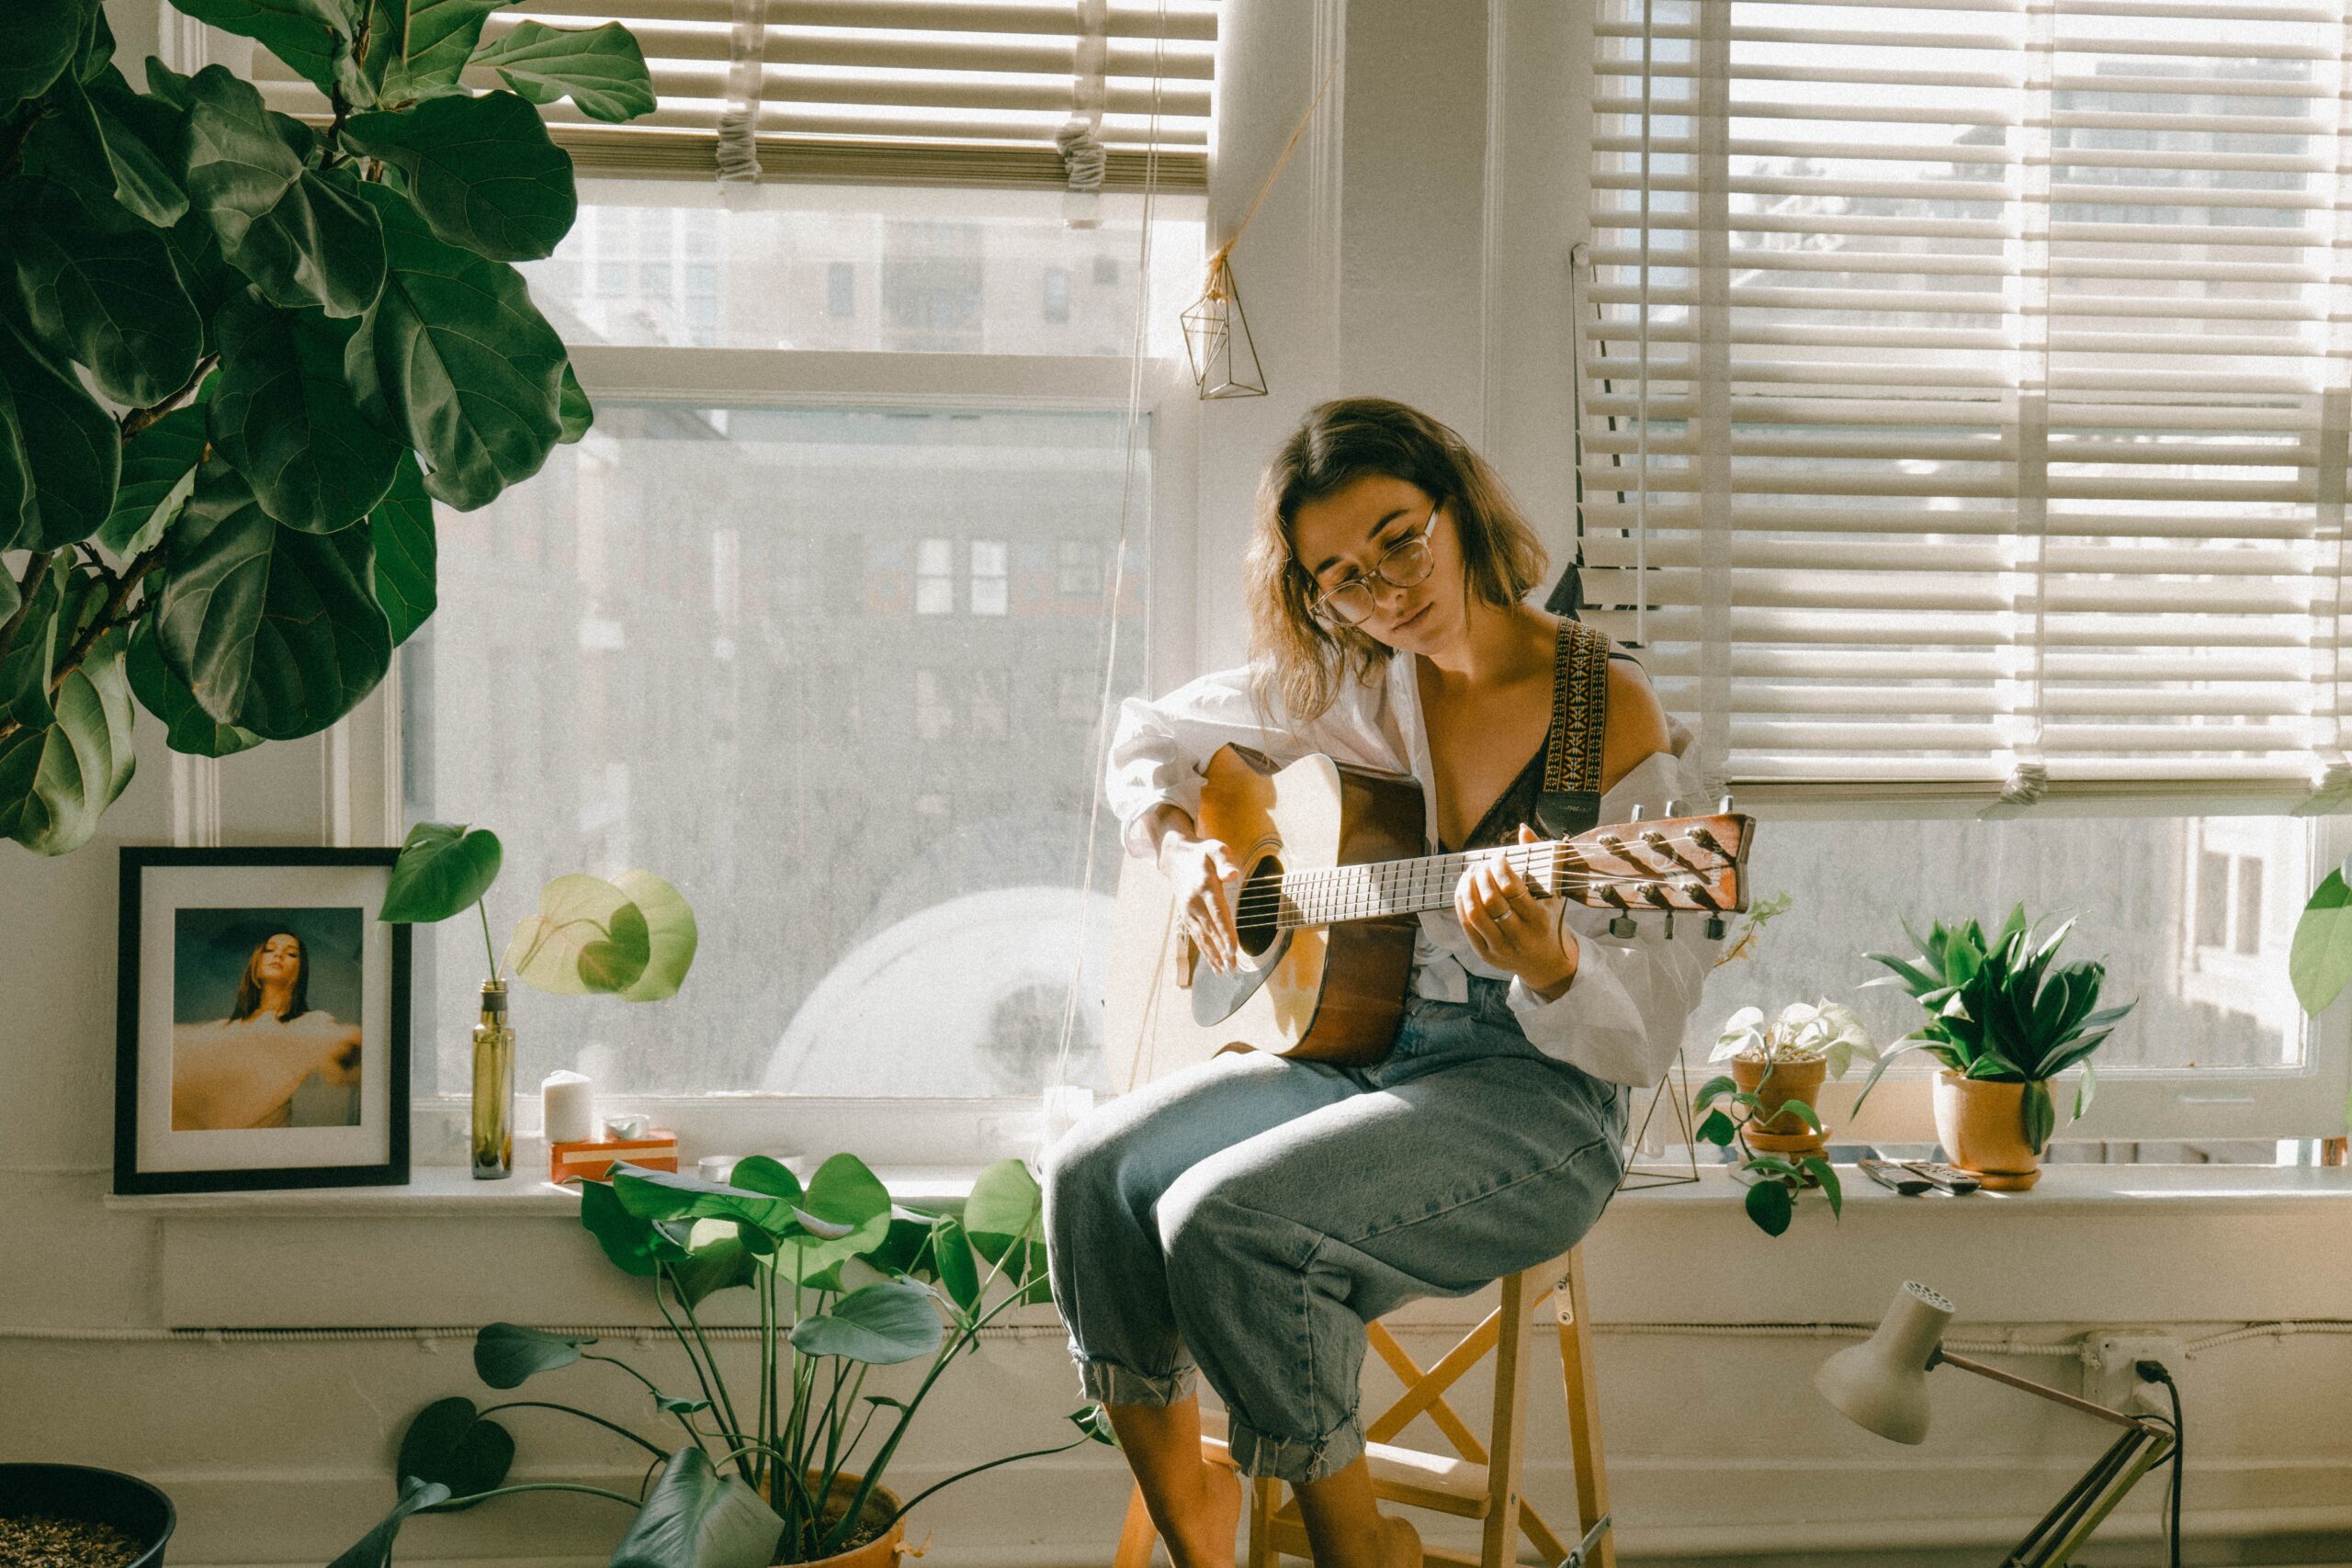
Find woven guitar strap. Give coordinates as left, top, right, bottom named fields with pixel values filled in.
left=1533, top=620, right=1613, bottom=839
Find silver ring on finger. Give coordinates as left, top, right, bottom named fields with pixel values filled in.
left=1494, top=906, right=1514, bottom=921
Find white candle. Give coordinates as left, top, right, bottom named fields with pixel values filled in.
left=542, top=1070, right=597, bottom=1145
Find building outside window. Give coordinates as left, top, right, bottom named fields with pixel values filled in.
left=1043, top=267, right=1071, bottom=323
left=915, top=538, right=955, bottom=616
left=971, top=540, right=1009, bottom=616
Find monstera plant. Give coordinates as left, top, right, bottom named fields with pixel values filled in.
left=0, top=0, right=652, bottom=853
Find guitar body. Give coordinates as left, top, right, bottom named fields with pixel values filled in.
left=1107, top=746, right=1425, bottom=1078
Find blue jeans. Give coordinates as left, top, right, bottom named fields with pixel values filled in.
left=1040, top=976, right=1629, bottom=1483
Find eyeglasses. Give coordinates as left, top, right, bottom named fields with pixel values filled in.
left=1306, top=504, right=1441, bottom=626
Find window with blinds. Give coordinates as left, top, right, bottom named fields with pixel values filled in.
left=250, top=0, right=1216, bottom=187
left=1580, top=0, right=2352, bottom=810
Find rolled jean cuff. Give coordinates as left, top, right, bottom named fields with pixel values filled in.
left=1224, top=1413, right=1365, bottom=1483
left=1076, top=1353, right=1196, bottom=1407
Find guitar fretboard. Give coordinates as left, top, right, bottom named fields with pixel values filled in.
left=1267, top=843, right=1566, bottom=931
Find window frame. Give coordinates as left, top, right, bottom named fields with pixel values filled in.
left=340, top=342, right=1196, bottom=1158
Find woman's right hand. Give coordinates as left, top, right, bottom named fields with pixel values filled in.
left=1159, top=832, right=1244, bottom=974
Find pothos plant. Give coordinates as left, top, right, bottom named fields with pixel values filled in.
left=1691, top=999, right=1872, bottom=1236
left=337, top=1155, right=1110, bottom=1568
left=378, top=820, right=696, bottom=999
left=0, top=0, right=652, bottom=855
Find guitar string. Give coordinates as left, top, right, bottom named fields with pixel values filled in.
left=1229, top=856, right=1736, bottom=918
left=1225, top=829, right=1734, bottom=916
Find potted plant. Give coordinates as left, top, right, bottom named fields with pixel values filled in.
left=0, top=0, right=654, bottom=856
left=1856, top=905, right=2135, bottom=1190
left=2291, top=859, right=2352, bottom=1016
left=1693, top=999, right=1873, bottom=1235
left=333, top=1153, right=1109, bottom=1568
left=0, top=1464, right=175, bottom=1568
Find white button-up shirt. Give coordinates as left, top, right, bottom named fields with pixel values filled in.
left=1104, top=650, right=1713, bottom=1088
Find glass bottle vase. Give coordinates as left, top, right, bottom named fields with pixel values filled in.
left=471, top=980, right=514, bottom=1179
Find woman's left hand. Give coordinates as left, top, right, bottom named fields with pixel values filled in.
left=1455, top=824, right=1579, bottom=1000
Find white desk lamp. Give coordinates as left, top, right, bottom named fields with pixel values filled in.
left=1816, top=1282, right=2177, bottom=1568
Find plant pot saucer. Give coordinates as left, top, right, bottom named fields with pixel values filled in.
left=1957, top=1166, right=2041, bottom=1191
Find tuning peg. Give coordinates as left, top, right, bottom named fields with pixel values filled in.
left=1705, top=916, right=1727, bottom=941
left=1664, top=796, right=1689, bottom=818
left=1609, top=915, right=1636, bottom=939
left=1628, top=803, right=1645, bottom=822
left=1662, top=912, right=1675, bottom=940
left=1717, top=794, right=1734, bottom=814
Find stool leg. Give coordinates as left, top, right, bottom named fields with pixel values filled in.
left=1556, top=1247, right=1615, bottom=1568
left=1114, top=1484, right=1159, bottom=1568
left=1478, top=1269, right=1533, bottom=1568
left=1246, top=1477, right=1278, bottom=1568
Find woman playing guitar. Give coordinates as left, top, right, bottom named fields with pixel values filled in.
left=1042, top=398, right=1713, bottom=1568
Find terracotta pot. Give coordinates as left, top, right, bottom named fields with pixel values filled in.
left=779, top=1472, right=908, bottom=1568
left=1932, top=1072, right=2045, bottom=1191
left=1731, top=1054, right=1829, bottom=1158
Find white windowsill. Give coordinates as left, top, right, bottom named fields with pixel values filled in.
left=104, top=1153, right=2352, bottom=1217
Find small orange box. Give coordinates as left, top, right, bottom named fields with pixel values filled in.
left=551, top=1129, right=680, bottom=1184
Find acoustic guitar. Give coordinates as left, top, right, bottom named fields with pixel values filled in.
left=1106, top=743, right=1753, bottom=1077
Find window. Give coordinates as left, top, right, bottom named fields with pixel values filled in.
left=1043, top=267, right=1072, bottom=323
left=1590, top=2, right=2352, bottom=1138
left=1057, top=538, right=1103, bottom=597
left=519, top=183, right=1204, bottom=358
left=916, top=538, right=956, bottom=616
left=971, top=540, right=1009, bottom=616
left=1093, top=255, right=1121, bottom=287
left=402, top=363, right=1166, bottom=1105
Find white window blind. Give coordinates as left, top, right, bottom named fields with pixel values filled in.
left=1580, top=0, right=2352, bottom=811
left=251, top=0, right=1216, bottom=187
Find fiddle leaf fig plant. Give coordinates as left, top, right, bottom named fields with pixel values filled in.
left=0, top=0, right=653, bottom=855
left=339, top=1155, right=1112, bottom=1568
left=379, top=820, right=697, bottom=998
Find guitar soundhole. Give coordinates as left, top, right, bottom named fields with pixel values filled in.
left=1235, top=856, right=1284, bottom=959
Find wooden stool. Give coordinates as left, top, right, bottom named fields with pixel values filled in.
left=1110, top=1247, right=1612, bottom=1568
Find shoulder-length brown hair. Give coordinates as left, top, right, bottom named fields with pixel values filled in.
left=1247, top=398, right=1548, bottom=724
left=231, top=932, right=310, bottom=1023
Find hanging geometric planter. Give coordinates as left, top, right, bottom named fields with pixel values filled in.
left=1616, top=1047, right=1703, bottom=1191
left=1182, top=252, right=1267, bottom=400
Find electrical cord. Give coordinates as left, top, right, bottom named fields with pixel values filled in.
left=2136, top=1359, right=2183, bottom=1568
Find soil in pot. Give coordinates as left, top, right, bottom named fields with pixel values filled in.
left=0, top=1468, right=173, bottom=1568
left=771, top=1472, right=904, bottom=1568
left=1932, top=1072, right=2044, bottom=1190
left=1731, top=1054, right=1829, bottom=1157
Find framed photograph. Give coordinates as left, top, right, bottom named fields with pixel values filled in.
left=115, top=847, right=411, bottom=1194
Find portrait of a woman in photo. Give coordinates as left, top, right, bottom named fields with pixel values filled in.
left=171, top=928, right=365, bottom=1132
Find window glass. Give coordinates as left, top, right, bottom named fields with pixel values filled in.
left=403, top=407, right=1146, bottom=1098
left=522, top=181, right=1204, bottom=357
left=1697, top=814, right=2312, bottom=1084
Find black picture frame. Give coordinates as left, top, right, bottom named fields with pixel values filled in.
left=115, top=846, right=411, bottom=1194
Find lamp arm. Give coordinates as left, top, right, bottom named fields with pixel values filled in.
left=1932, top=1348, right=2156, bottom=1433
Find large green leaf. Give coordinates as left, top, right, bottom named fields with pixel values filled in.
left=163, top=209, right=236, bottom=355
left=209, top=289, right=403, bottom=531
left=126, top=621, right=262, bottom=757
left=964, top=1157, right=1043, bottom=1265
left=367, top=453, right=436, bottom=644
left=68, top=67, right=190, bottom=229
left=394, top=1396, right=514, bottom=1510
left=2020, top=1078, right=2057, bottom=1154
left=611, top=1164, right=803, bottom=1240
left=580, top=1176, right=669, bottom=1277
left=504, top=873, right=650, bottom=995
left=99, top=401, right=210, bottom=558
left=473, top=1321, right=589, bottom=1388
left=173, top=0, right=356, bottom=98
left=610, top=1450, right=782, bottom=1568
left=469, top=21, right=657, bottom=123
left=380, top=819, right=503, bottom=922
left=929, top=1215, right=980, bottom=1314
left=345, top=179, right=564, bottom=509
left=668, top=1219, right=760, bottom=1307
left=0, top=309, right=120, bottom=552
left=0, top=628, right=137, bottom=855
left=788, top=1280, right=945, bottom=1365
left=1742, top=1177, right=1793, bottom=1237
left=558, top=360, right=592, bottom=443
left=0, top=559, right=63, bottom=732
left=342, top=91, right=576, bottom=262
left=327, top=1477, right=451, bottom=1568
left=152, top=465, right=391, bottom=737
left=0, top=0, right=90, bottom=113
left=184, top=66, right=385, bottom=319
left=612, top=868, right=696, bottom=1002
left=2292, top=866, right=2352, bottom=1014
left=379, top=0, right=504, bottom=98
left=775, top=1153, right=892, bottom=1284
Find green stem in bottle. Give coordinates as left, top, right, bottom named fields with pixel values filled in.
left=478, top=898, right=499, bottom=981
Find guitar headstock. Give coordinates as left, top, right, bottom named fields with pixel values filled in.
left=1542, top=809, right=1752, bottom=919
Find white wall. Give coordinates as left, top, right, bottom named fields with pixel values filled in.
left=5, top=3, right=2351, bottom=1566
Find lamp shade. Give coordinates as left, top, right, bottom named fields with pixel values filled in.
left=1815, top=1280, right=1955, bottom=1444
